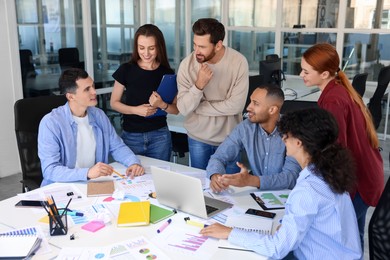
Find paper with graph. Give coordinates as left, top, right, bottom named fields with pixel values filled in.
left=250, top=190, right=291, bottom=210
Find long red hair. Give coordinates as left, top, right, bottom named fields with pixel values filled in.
left=303, top=43, right=379, bottom=149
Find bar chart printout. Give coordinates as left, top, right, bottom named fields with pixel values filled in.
left=169, top=233, right=208, bottom=252
left=153, top=228, right=215, bottom=259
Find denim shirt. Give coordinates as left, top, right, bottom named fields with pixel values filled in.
left=38, top=103, right=140, bottom=186
left=206, top=119, right=301, bottom=190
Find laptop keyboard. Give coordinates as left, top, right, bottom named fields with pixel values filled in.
left=206, top=204, right=218, bottom=214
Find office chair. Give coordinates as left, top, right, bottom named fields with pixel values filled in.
left=171, top=131, right=189, bottom=164
left=368, top=177, right=390, bottom=260
left=368, top=65, right=390, bottom=129
left=351, top=72, right=368, bottom=97
left=243, top=75, right=264, bottom=116
left=14, top=95, right=67, bottom=192
left=280, top=100, right=318, bottom=115
left=58, top=47, right=85, bottom=72
left=119, top=52, right=132, bottom=64
left=19, top=49, right=36, bottom=97
left=259, top=54, right=285, bottom=88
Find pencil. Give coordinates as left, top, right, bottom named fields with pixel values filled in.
left=112, top=170, right=125, bottom=179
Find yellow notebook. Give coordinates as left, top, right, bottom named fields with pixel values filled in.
left=117, top=201, right=150, bottom=227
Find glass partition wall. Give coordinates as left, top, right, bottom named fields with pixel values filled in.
left=16, top=0, right=84, bottom=97
left=16, top=0, right=390, bottom=92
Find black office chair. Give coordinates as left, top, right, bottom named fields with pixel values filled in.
left=280, top=100, right=318, bottom=114
left=243, top=75, right=264, bottom=115
left=351, top=72, right=368, bottom=97
left=119, top=52, right=132, bottom=64
left=368, top=177, right=390, bottom=260
left=171, top=132, right=189, bottom=164
left=14, top=95, right=67, bottom=192
left=58, top=47, right=85, bottom=72
left=259, top=54, right=285, bottom=88
left=368, top=65, right=390, bottom=129
left=19, top=49, right=36, bottom=97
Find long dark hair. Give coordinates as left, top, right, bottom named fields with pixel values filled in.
left=131, top=24, right=171, bottom=69
left=278, top=108, right=356, bottom=193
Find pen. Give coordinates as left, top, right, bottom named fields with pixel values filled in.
left=157, top=218, right=172, bottom=233
left=113, top=170, right=125, bottom=179
left=63, top=198, right=72, bottom=213
left=59, top=209, right=84, bottom=217
left=184, top=217, right=208, bottom=228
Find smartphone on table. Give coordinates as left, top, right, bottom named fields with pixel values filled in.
left=15, top=200, right=44, bottom=208
left=245, top=208, right=276, bottom=219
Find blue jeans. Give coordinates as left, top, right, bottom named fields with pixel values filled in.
left=121, top=126, right=172, bottom=161
left=188, top=137, right=240, bottom=173
left=352, top=191, right=368, bottom=256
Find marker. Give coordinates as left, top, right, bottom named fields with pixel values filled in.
left=157, top=218, right=172, bottom=233
left=59, top=209, right=84, bottom=217
left=184, top=217, right=208, bottom=228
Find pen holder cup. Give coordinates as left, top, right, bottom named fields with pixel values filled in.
left=49, top=213, right=68, bottom=236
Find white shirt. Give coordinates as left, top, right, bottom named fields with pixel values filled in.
left=73, top=114, right=96, bottom=168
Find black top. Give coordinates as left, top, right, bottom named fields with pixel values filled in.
left=112, top=62, right=174, bottom=133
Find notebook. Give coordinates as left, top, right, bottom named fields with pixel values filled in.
left=218, top=214, right=273, bottom=251
left=150, top=204, right=176, bottom=224
left=0, top=235, right=42, bottom=259
left=150, top=166, right=232, bottom=219
left=87, top=181, right=115, bottom=197
left=117, top=201, right=150, bottom=227
left=147, top=74, right=177, bottom=118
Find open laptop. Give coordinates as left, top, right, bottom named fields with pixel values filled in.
left=150, top=166, right=233, bottom=219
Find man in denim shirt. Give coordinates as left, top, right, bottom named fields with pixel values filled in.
left=38, top=68, right=144, bottom=186
left=206, top=84, right=300, bottom=192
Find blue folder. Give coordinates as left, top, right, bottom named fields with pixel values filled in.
left=148, top=74, right=177, bottom=118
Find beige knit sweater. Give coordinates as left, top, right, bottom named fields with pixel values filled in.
left=177, top=47, right=249, bottom=146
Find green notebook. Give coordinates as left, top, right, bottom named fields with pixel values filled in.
left=150, top=204, right=175, bottom=224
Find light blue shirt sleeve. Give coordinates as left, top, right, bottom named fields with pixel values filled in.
left=228, top=167, right=362, bottom=259
left=38, top=103, right=140, bottom=186
left=206, top=120, right=301, bottom=190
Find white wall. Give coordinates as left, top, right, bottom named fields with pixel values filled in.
left=0, top=1, right=24, bottom=178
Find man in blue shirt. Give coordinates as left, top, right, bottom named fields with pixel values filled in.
left=206, top=84, right=300, bottom=192
left=38, top=68, right=144, bottom=186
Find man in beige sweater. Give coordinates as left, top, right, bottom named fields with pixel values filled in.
left=177, top=18, right=249, bottom=171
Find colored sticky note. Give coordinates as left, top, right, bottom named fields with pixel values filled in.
left=81, top=221, right=105, bottom=232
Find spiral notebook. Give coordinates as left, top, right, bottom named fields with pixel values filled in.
left=0, top=227, right=42, bottom=259
left=217, top=215, right=273, bottom=251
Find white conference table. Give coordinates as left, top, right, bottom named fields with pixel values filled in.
left=0, top=156, right=283, bottom=260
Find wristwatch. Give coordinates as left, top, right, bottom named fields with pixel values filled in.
left=161, top=103, right=169, bottom=111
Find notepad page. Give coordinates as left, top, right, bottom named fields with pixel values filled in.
left=0, top=236, right=41, bottom=258
left=218, top=215, right=273, bottom=251
left=225, top=215, right=273, bottom=234
left=0, top=226, right=51, bottom=256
